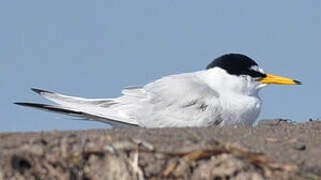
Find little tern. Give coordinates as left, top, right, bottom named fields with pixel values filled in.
left=15, top=54, right=301, bottom=127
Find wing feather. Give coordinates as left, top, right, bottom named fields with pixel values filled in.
left=121, top=72, right=222, bottom=127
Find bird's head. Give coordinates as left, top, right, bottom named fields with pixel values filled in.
left=206, top=54, right=301, bottom=95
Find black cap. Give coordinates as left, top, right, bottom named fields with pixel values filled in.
left=206, top=54, right=266, bottom=78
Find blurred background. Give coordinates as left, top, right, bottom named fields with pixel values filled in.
left=1, top=1, right=320, bottom=132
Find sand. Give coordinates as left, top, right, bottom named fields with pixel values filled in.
left=0, top=120, right=320, bottom=179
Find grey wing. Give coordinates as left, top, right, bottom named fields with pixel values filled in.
left=121, top=73, right=222, bottom=127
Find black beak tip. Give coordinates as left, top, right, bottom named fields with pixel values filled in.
left=294, top=80, right=302, bottom=85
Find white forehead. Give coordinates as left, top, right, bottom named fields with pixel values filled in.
left=250, top=65, right=265, bottom=73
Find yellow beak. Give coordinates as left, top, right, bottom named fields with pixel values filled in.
left=258, top=74, right=302, bottom=85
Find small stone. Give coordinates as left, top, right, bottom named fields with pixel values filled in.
left=258, top=119, right=283, bottom=126
left=293, top=143, right=306, bottom=151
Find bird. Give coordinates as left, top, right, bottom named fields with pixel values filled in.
left=15, top=54, right=301, bottom=128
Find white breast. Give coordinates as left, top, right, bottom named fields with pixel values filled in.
left=218, top=94, right=262, bottom=126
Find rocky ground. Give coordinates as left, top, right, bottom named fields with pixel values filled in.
left=0, top=120, right=320, bottom=180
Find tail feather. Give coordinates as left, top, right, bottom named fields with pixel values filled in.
left=14, top=102, right=84, bottom=116
left=14, top=102, right=138, bottom=127
left=15, top=88, right=139, bottom=128
left=30, top=88, right=115, bottom=107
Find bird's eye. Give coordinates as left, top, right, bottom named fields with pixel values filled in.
left=246, top=70, right=266, bottom=78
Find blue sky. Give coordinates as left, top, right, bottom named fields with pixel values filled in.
left=1, top=1, right=320, bottom=132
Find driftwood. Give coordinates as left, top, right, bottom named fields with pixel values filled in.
left=1, top=120, right=321, bottom=179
